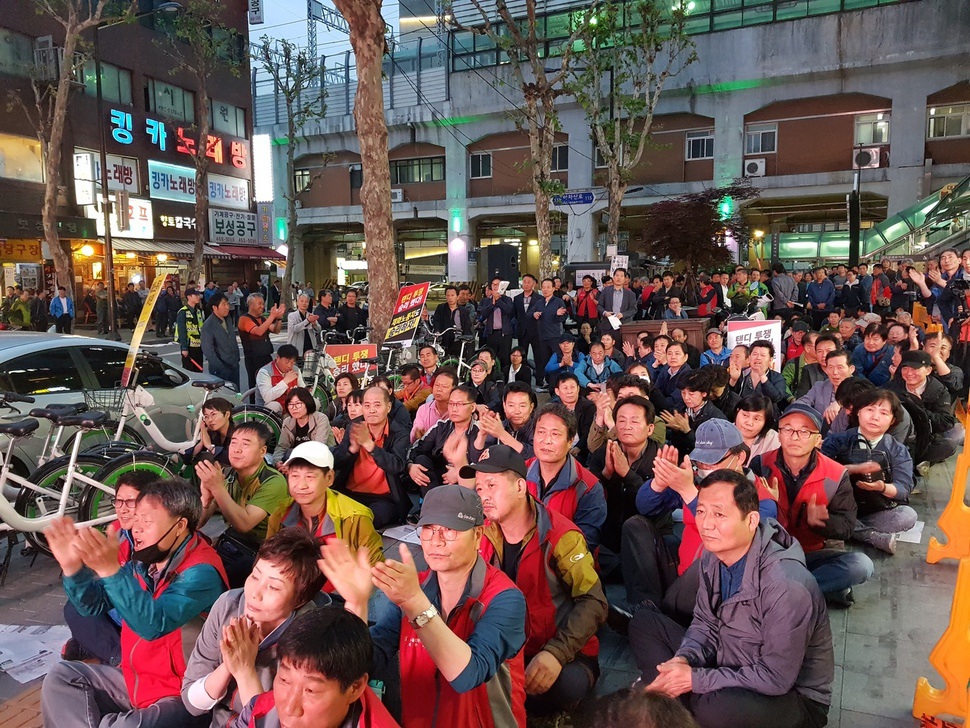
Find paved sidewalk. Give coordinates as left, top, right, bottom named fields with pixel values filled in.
left=0, top=455, right=961, bottom=727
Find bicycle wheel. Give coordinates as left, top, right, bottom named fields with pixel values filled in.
left=68, top=421, right=144, bottom=455
left=231, top=404, right=283, bottom=451
left=311, top=385, right=332, bottom=415
left=15, top=454, right=110, bottom=556
left=78, top=451, right=183, bottom=528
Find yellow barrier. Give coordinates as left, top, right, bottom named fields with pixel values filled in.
left=926, top=406, right=970, bottom=564
left=914, top=555, right=970, bottom=721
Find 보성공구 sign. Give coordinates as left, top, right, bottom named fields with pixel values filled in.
left=209, top=209, right=258, bottom=245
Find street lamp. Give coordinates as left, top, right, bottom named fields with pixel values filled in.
left=94, top=2, right=182, bottom=340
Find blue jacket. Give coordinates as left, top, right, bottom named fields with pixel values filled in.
left=851, top=343, right=894, bottom=386
left=655, top=364, right=692, bottom=410
left=821, top=427, right=914, bottom=502
left=806, top=278, right=835, bottom=308
left=574, top=356, right=622, bottom=388
left=49, top=296, right=74, bottom=318
left=478, top=295, right=515, bottom=336
left=700, top=348, right=732, bottom=367
left=544, top=351, right=587, bottom=378
left=534, top=296, right=567, bottom=341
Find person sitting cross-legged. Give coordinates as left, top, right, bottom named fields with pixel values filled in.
left=466, top=444, right=608, bottom=716
left=43, top=478, right=228, bottom=728
left=631, top=469, right=834, bottom=728
left=181, top=529, right=325, bottom=727
left=230, top=607, right=401, bottom=728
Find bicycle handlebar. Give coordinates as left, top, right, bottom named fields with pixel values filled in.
left=0, top=392, right=35, bottom=404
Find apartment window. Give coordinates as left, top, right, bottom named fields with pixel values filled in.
left=0, top=29, right=34, bottom=77
left=686, top=130, right=715, bottom=160
left=470, top=152, right=492, bottom=179
left=294, top=168, right=311, bottom=193
left=0, top=132, right=45, bottom=184
left=350, top=165, right=363, bottom=189
left=855, top=113, right=890, bottom=145
left=551, top=144, right=569, bottom=172
left=927, top=104, right=970, bottom=139
left=390, top=156, right=445, bottom=184
left=80, top=61, right=133, bottom=105
left=211, top=99, right=247, bottom=138
left=147, top=78, right=195, bottom=123
left=594, top=146, right=608, bottom=169
left=744, top=124, right=777, bottom=154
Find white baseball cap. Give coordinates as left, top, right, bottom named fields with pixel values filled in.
left=285, top=441, right=334, bottom=469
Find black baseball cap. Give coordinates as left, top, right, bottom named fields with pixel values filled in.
left=185, top=288, right=202, bottom=297
left=791, top=320, right=811, bottom=333
left=900, top=350, right=932, bottom=369
left=459, top=444, right=528, bottom=480
left=416, top=486, right=485, bottom=531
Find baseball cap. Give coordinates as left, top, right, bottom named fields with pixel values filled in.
left=416, top=486, right=485, bottom=532
left=705, top=328, right=722, bottom=338
left=469, top=359, right=487, bottom=370
left=900, top=350, right=932, bottom=369
left=690, top=419, right=744, bottom=465
left=559, top=333, right=575, bottom=344
left=791, top=320, right=811, bottom=333
left=185, top=287, right=202, bottom=297
left=779, top=403, right=823, bottom=432
left=459, top=444, right=528, bottom=480
left=285, top=441, right=334, bottom=470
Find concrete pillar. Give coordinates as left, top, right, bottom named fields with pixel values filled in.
left=712, top=95, right=746, bottom=186
left=887, top=84, right=929, bottom=215
left=561, top=110, right=596, bottom=262
left=567, top=210, right=596, bottom=263
left=443, top=131, right=470, bottom=281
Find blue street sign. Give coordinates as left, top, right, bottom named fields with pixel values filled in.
left=553, top=192, right=595, bottom=205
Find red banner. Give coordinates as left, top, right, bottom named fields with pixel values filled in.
left=326, top=344, right=378, bottom=377
left=385, top=282, right=430, bottom=346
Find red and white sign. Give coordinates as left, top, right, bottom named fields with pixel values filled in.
left=726, top=319, right=783, bottom=372
left=385, top=282, right=431, bottom=346
left=326, top=344, right=378, bottom=377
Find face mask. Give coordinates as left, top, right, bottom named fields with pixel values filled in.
left=132, top=519, right=182, bottom=565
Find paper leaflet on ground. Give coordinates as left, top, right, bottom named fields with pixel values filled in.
left=382, top=525, right=423, bottom=545
left=0, top=624, right=70, bottom=682
left=896, top=520, right=925, bottom=544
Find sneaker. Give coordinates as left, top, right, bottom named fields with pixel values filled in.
left=916, top=461, right=931, bottom=479
left=868, top=531, right=897, bottom=555
left=825, top=588, right=855, bottom=609
left=61, top=638, right=95, bottom=662
left=606, top=604, right=633, bottom=635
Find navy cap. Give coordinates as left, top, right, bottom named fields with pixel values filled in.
left=779, top=403, right=823, bottom=432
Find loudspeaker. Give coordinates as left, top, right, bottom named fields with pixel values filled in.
left=485, top=244, right=519, bottom=284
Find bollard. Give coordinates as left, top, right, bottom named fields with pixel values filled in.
left=913, top=555, right=970, bottom=720
left=926, top=413, right=970, bottom=564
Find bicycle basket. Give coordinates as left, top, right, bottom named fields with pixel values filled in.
left=84, top=388, right=126, bottom=415
left=301, top=350, right=321, bottom=377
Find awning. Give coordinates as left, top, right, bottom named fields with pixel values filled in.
left=208, top=245, right=286, bottom=260
left=106, top=238, right=223, bottom=257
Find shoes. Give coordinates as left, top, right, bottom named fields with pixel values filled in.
left=61, top=638, right=96, bottom=662
left=916, top=461, right=931, bottom=479
left=607, top=604, right=633, bottom=635
left=825, top=588, right=855, bottom=609
left=868, top=531, right=897, bottom=555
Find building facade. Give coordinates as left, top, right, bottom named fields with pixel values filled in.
left=254, top=0, right=970, bottom=284
left=0, top=0, right=267, bottom=301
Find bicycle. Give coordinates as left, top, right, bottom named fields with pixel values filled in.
left=420, top=325, right=476, bottom=379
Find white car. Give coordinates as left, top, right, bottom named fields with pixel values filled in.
left=0, top=333, right=236, bottom=497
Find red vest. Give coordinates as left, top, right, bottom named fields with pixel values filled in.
left=121, top=534, right=228, bottom=708
left=697, top=284, right=715, bottom=317
left=479, top=501, right=598, bottom=660
left=756, top=449, right=846, bottom=553
left=398, top=559, right=526, bottom=728
left=268, top=361, right=295, bottom=411
left=246, top=686, right=400, bottom=728
left=576, top=289, right=598, bottom=319
left=677, top=477, right=777, bottom=575
left=524, top=457, right=599, bottom=528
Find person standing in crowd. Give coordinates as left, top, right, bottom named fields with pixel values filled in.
left=200, top=292, right=240, bottom=389
left=318, top=486, right=528, bottom=728
left=479, top=277, right=515, bottom=368
left=49, top=285, right=75, bottom=334
left=431, top=285, right=473, bottom=358
left=95, top=281, right=109, bottom=334
left=575, top=275, right=599, bottom=329
left=699, top=328, right=731, bottom=366
left=806, top=266, right=836, bottom=330
left=469, top=444, right=608, bottom=716
left=514, top=274, right=542, bottom=381
left=175, top=287, right=206, bottom=373
left=238, top=293, right=286, bottom=398
left=336, top=288, right=368, bottom=340
left=287, top=294, right=321, bottom=361
left=313, top=289, right=339, bottom=333
left=533, top=278, right=569, bottom=387
left=122, top=283, right=141, bottom=330
left=598, top=268, right=638, bottom=333
left=769, top=263, right=798, bottom=321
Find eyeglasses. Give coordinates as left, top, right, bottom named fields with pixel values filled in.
left=110, top=498, right=138, bottom=509
left=419, top=525, right=460, bottom=542
left=778, top=427, right=820, bottom=440
left=448, top=401, right=475, bottom=409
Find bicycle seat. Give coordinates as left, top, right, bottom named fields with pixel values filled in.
left=192, top=378, right=226, bottom=391
left=0, top=419, right=40, bottom=438
left=29, top=403, right=87, bottom=421
left=361, top=357, right=380, bottom=365
left=55, top=411, right=109, bottom=429
left=457, top=334, right=477, bottom=342
left=382, top=342, right=406, bottom=349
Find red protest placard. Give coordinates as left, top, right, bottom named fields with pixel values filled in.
left=326, top=344, right=378, bottom=377
left=385, top=282, right=431, bottom=346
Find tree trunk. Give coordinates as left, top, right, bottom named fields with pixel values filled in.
left=283, top=106, right=298, bottom=310
left=334, top=0, right=396, bottom=345
left=608, top=168, right=624, bottom=252
left=529, top=96, right=557, bottom=280
left=191, top=89, right=211, bottom=286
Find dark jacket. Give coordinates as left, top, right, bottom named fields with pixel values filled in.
left=821, top=427, right=914, bottom=503
left=587, top=438, right=661, bottom=552
left=533, top=295, right=567, bottom=342
left=506, top=362, right=534, bottom=387
left=654, top=364, right=692, bottom=410
left=408, top=420, right=481, bottom=489
left=333, top=417, right=412, bottom=520
left=889, top=376, right=956, bottom=436
left=200, top=313, right=241, bottom=379
left=596, top=286, right=638, bottom=333
left=513, top=291, right=541, bottom=341
left=667, top=401, right=728, bottom=457
left=478, top=295, right=515, bottom=336
left=336, top=304, right=368, bottom=338
left=676, top=520, right=834, bottom=706
left=733, top=369, right=792, bottom=409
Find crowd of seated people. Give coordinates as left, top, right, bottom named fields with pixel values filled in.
left=40, top=257, right=970, bottom=728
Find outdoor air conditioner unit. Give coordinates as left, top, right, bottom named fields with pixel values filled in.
left=33, top=36, right=61, bottom=82
left=744, top=158, right=766, bottom=177
left=853, top=146, right=882, bottom=170
left=390, top=188, right=404, bottom=203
